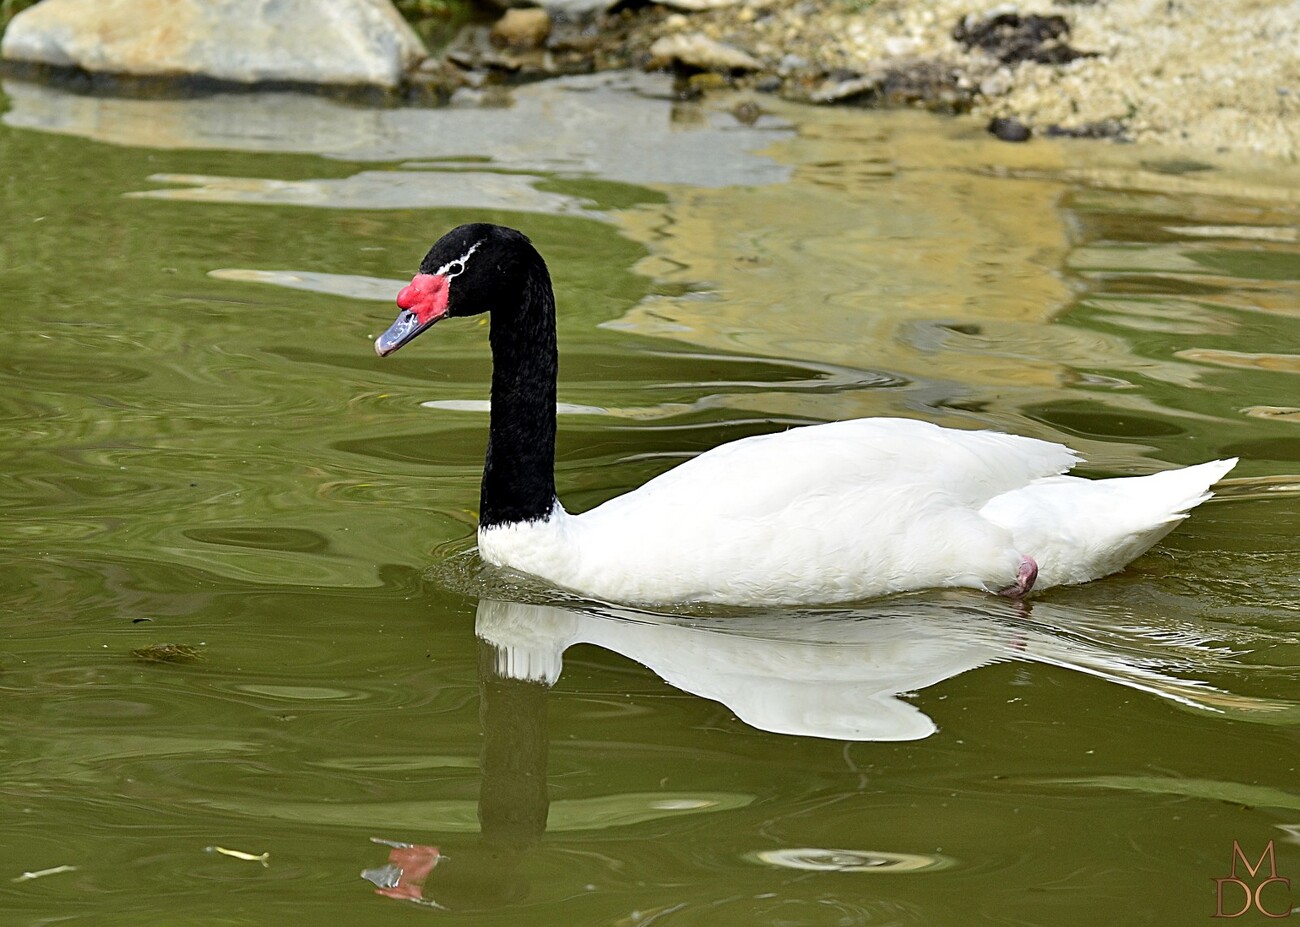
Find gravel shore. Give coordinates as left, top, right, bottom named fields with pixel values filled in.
left=4, top=0, right=1295, bottom=159
left=611, top=0, right=1299, bottom=158
left=450, top=0, right=1294, bottom=160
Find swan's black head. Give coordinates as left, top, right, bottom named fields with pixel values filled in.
left=375, top=224, right=542, bottom=357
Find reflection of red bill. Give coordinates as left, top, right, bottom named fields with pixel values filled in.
left=364, top=842, right=442, bottom=903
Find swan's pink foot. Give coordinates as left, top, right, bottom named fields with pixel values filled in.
left=997, top=556, right=1038, bottom=599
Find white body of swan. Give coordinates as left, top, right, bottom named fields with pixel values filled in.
left=377, top=223, right=1237, bottom=607
left=479, top=418, right=1235, bottom=606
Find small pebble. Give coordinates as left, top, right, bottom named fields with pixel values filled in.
left=490, top=8, right=551, bottom=51
left=988, top=116, right=1032, bottom=142
left=731, top=100, right=761, bottom=124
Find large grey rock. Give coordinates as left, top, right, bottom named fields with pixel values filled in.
left=1, top=0, right=426, bottom=88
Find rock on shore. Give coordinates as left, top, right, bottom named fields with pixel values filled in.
left=1, top=0, right=426, bottom=89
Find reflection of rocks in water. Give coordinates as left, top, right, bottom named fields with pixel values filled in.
left=127, top=169, right=599, bottom=216
left=609, top=104, right=1087, bottom=434
left=1041, top=119, right=1125, bottom=140
left=0, top=72, right=791, bottom=189
left=605, top=103, right=1300, bottom=468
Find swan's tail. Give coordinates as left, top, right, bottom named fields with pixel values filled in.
left=980, top=458, right=1238, bottom=589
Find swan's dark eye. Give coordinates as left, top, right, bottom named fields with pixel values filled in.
left=444, top=261, right=465, bottom=277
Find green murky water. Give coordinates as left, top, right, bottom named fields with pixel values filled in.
left=1, top=74, right=1298, bottom=925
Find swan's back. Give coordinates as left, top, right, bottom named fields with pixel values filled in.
left=590, top=418, right=1078, bottom=520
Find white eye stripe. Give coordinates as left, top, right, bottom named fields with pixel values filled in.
left=437, top=242, right=480, bottom=278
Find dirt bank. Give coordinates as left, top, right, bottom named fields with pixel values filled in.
left=451, top=0, right=1297, bottom=160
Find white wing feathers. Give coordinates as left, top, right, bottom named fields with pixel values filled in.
left=588, top=419, right=1079, bottom=521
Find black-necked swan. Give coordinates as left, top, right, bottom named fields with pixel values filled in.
left=375, top=223, right=1236, bottom=606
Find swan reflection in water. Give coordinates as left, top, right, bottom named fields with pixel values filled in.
left=475, top=595, right=1274, bottom=742
left=364, top=593, right=1284, bottom=909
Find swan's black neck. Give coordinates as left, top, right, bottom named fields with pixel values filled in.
left=480, top=256, right=558, bottom=529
